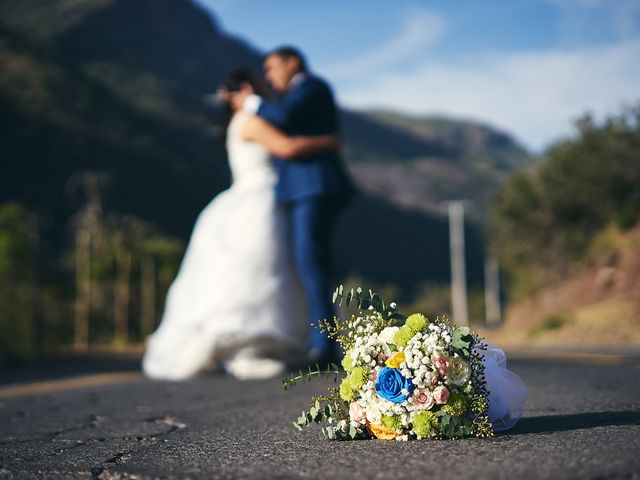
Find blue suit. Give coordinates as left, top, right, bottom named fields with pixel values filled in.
left=257, top=74, right=354, bottom=354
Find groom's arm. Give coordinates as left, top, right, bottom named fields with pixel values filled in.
left=255, top=86, right=309, bottom=128
left=246, top=81, right=328, bottom=130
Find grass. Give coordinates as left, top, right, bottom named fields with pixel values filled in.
left=527, top=312, right=570, bottom=338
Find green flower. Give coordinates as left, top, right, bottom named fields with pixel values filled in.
left=405, top=313, right=428, bottom=332
left=381, top=415, right=402, bottom=432
left=443, top=392, right=468, bottom=417
left=339, top=377, right=357, bottom=401
left=348, top=366, right=369, bottom=390
left=341, top=350, right=354, bottom=372
left=412, top=411, right=438, bottom=437
left=393, top=325, right=415, bottom=347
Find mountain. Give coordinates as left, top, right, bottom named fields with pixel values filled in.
left=0, top=0, right=531, bottom=302
left=341, top=110, right=532, bottom=217
left=0, top=0, right=262, bottom=242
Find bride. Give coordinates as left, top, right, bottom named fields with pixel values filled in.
left=142, top=68, right=338, bottom=381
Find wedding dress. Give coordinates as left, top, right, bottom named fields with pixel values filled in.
left=142, top=111, right=307, bottom=381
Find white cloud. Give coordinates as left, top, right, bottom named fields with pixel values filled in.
left=335, top=39, right=640, bottom=152
left=324, top=7, right=446, bottom=80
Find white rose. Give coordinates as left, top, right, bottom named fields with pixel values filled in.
left=448, top=357, right=471, bottom=385
left=378, top=326, right=399, bottom=345
left=365, top=401, right=382, bottom=424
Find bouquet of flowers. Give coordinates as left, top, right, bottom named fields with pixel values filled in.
left=283, top=286, right=494, bottom=441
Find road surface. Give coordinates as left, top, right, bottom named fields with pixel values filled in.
left=1, top=353, right=639, bottom=479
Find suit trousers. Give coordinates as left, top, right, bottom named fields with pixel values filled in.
left=286, top=196, right=344, bottom=352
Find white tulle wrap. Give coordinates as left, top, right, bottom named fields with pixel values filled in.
left=481, top=342, right=527, bottom=431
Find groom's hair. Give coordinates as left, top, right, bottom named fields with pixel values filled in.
left=269, top=46, right=308, bottom=73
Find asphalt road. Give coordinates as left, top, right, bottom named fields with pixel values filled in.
left=1, top=355, right=639, bottom=479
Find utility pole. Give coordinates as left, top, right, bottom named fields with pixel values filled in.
left=484, top=257, right=501, bottom=327
left=74, top=219, right=91, bottom=351
left=448, top=201, right=468, bottom=326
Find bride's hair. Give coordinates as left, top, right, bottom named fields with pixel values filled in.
left=220, top=67, right=267, bottom=129
left=222, top=67, right=267, bottom=98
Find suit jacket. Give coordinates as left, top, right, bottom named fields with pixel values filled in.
left=257, top=74, right=354, bottom=203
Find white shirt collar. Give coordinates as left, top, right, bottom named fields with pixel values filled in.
left=288, top=72, right=307, bottom=90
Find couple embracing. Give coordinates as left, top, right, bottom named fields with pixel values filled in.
left=143, top=46, right=354, bottom=380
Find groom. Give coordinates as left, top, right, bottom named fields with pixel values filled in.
left=232, top=46, right=354, bottom=363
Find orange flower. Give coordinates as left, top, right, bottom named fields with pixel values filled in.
left=367, top=422, right=399, bottom=440
left=385, top=351, right=406, bottom=369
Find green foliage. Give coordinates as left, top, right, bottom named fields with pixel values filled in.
left=320, top=285, right=402, bottom=352
left=450, top=326, right=474, bottom=356
left=292, top=399, right=338, bottom=430
left=443, top=393, right=468, bottom=416
left=528, top=313, right=570, bottom=338
left=489, top=104, right=640, bottom=298
left=471, top=412, right=495, bottom=438
left=281, top=363, right=340, bottom=391
left=467, top=343, right=493, bottom=439
left=0, top=191, right=186, bottom=360
left=438, top=412, right=473, bottom=438
left=332, top=285, right=404, bottom=322
left=0, top=202, right=36, bottom=364
left=540, top=314, right=567, bottom=331
left=322, top=421, right=363, bottom=441
left=291, top=395, right=363, bottom=441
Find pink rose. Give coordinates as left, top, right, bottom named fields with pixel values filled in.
left=349, top=402, right=366, bottom=423
left=424, top=371, right=439, bottom=386
left=412, top=388, right=435, bottom=410
left=434, top=356, right=449, bottom=374
left=433, top=385, right=450, bottom=405
left=376, top=353, right=389, bottom=365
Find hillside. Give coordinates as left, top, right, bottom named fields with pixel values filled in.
left=341, top=110, right=532, bottom=216
left=484, top=104, right=640, bottom=346
left=483, top=225, right=640, bottom=347
left=0, top=0, right=531, bottom=299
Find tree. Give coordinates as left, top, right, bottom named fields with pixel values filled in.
left=0, top=202, right=36, bottom=365
left=489, top=103, right=640, bottom=299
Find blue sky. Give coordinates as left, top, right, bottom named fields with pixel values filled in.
left=194, top=0, right=640, bottom=151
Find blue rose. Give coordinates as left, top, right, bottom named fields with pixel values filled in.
left=375, top=367, right=415, bottom=403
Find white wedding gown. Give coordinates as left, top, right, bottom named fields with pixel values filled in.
left=142, top=111, right=307, bottom=381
